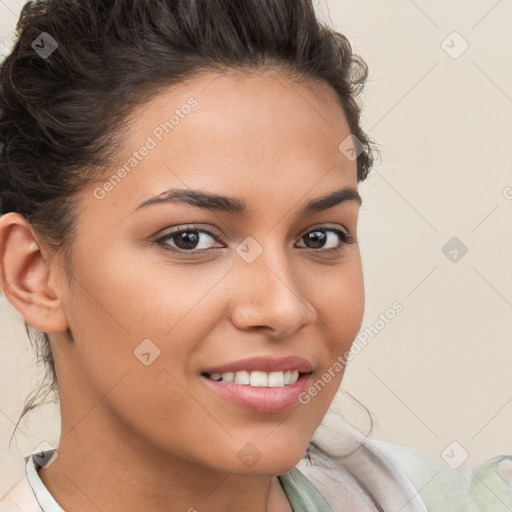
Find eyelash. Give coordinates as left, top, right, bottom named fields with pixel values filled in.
left=154, top=224, right=355, bottom=256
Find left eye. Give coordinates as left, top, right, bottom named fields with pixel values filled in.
left=295, top=228, right=352, bottom=251
left=156, top=226, right=353, bottom=254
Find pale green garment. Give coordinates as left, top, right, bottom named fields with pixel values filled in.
left=378, top=441, right=512, bottom=512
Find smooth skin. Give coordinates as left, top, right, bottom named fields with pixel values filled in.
left=0, top=68, right=365, bottom=512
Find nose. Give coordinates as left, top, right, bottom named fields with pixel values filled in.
left=229, top=247, right=317, bottom=338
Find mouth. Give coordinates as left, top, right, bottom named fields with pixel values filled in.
left=200, top=370, right=313, bottom=413
left=200, top=369, right=310, bottom=387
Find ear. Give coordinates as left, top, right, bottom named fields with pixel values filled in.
left=0, top=212, right=68, bottom=333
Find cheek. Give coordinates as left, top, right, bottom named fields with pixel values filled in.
left=309, top=255, right=365, bottom=347
left=72, top=238, right=227, bottom=336
left=63, top=246, right=231, bottom=401
left=295, top=256, right=364, bottom=404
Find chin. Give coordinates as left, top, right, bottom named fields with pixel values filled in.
left=226, top=441, right=309, bottom=477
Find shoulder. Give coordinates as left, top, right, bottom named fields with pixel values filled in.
left=296, top=433, right=512, bottom=512
left=297, top=435, right=431, bottom=511
left=371, top=439, right=512, bottom=512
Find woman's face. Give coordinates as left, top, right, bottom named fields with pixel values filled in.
left=50, top=69, right=364, bottom=476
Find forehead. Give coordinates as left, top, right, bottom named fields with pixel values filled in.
left=87, top=68, right=357, bottom=215
left=122, top=67, right=351, bottom=153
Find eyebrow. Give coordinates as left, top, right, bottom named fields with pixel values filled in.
left=131, top=186, right=362, bottom=216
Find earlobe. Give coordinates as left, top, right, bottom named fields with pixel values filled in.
left=0, top=212, right=69, bottom=333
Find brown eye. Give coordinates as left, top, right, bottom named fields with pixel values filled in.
left=156, top=227, right=223, bottom=253
left=296, top=227, right=354, bottom=252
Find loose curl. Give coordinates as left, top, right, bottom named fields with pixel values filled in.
left=0, top=0, right=379, bottom=461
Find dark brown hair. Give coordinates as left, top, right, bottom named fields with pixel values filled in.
left=1, top=0, right=378, bottom=460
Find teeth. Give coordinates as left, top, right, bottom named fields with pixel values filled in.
left=289, top=370, right=299, bottom=385
left=221, top=372, right=234, bottom=382
left=207, top=369, right=301, bottom=387
left=268, top=372, right=284, bottom=387
left=234, top=371, right=250, bottom=384
left=250, top=371, right=268, bottom=387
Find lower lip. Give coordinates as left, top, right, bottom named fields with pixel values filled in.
left=201, top=373, right=312, bottom=413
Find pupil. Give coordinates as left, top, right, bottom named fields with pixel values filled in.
left=307, top=231, right=326, bottom=248
left=176, top=231, right=199, bottom=250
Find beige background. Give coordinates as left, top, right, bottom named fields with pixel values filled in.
left=1, top=0, right=511, bottom=496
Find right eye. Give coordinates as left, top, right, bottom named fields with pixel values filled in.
left=155, top=226, right=224, bottom=253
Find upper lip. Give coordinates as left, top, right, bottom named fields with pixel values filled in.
left=202, top=355, right=313, bottom=375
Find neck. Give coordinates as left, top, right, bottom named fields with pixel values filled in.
left=37, top=418, right=293, bottom=512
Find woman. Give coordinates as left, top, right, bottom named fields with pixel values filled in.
left=0, top=1, right=510, bottom=511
